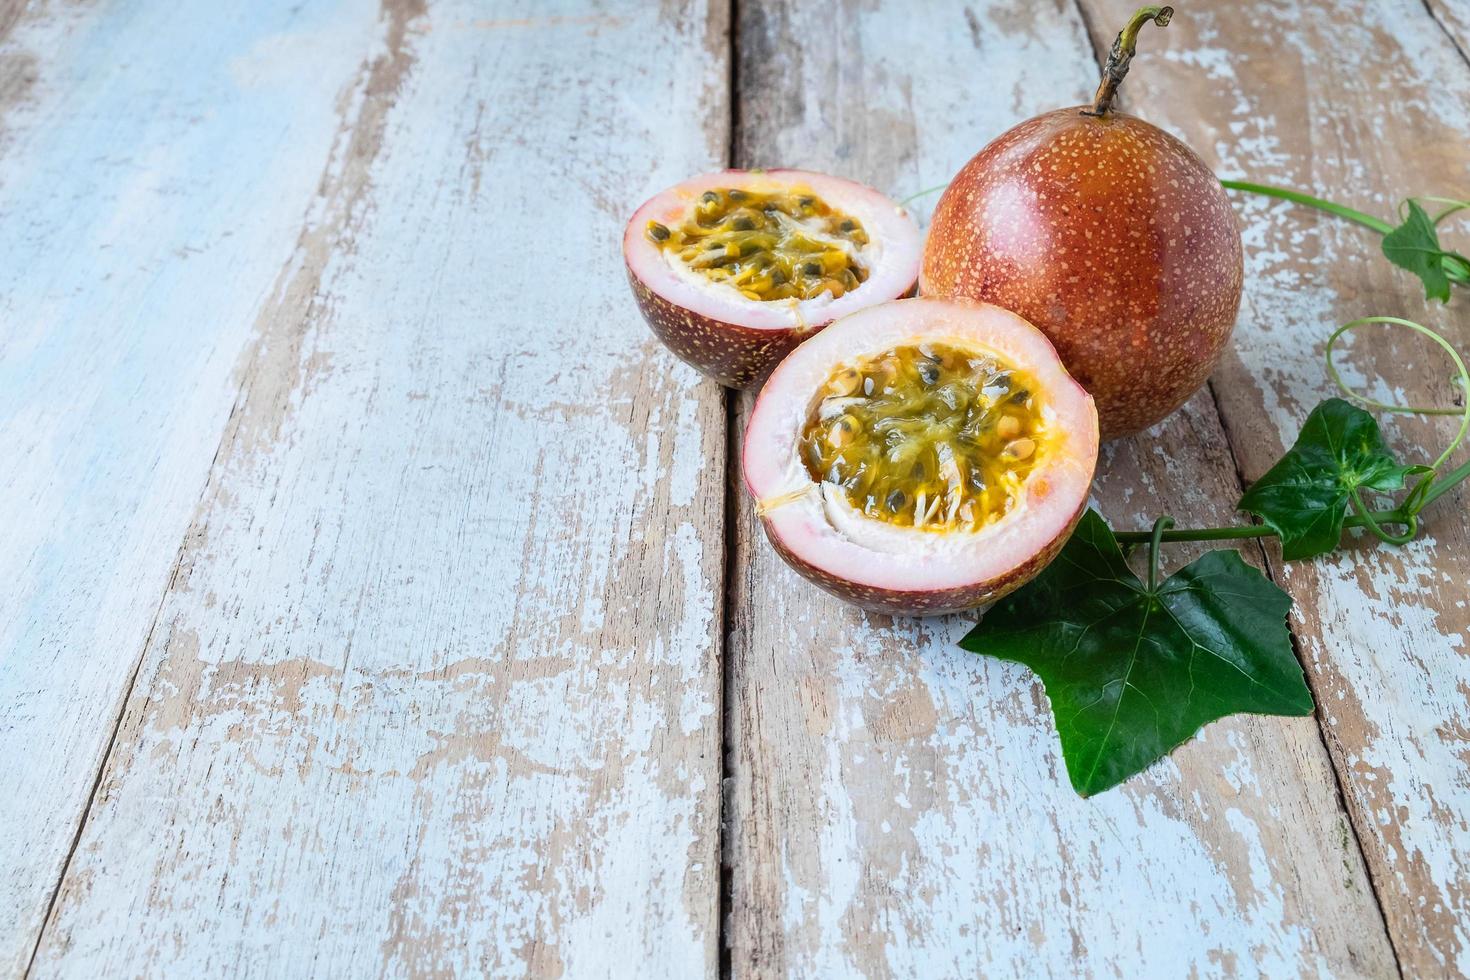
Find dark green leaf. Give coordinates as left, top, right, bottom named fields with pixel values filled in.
left=1382, top=199, right=1454, bottom=302
left=960, top=510, right=1313, bottom=797
left=1237, top=398, right=1422, bottom=560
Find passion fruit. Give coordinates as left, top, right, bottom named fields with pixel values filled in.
left=625, top=169, right=921, bottom=389
left=744, top=297, right=1098, bottom=616
left=921, top=6, right=1243, bottom=438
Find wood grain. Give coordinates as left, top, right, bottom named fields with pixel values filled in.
left=0, top=2, right=407, bottom=973
left=19, top=0, right=731, bottom=975
left=726, top=1, right=1395, bottom=976
left=1426, top=0, right=1470, bottom=63
left=1074, top=0, right=1470, bottom=973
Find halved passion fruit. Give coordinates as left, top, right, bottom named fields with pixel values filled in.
left=744, top=297, right=1099, bottom=615
left=624, top=169, right=921, bottom=388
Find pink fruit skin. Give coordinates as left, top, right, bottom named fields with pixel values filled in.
left=759, top=499, right=1086, bottom=617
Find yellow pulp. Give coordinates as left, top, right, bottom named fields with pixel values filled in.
left=646, top=187, right=869, bottom=302
left=800, top=344, right=1048, bottom=531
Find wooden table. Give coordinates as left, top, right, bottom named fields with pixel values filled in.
left=3, top=0, right=1468, bottom=976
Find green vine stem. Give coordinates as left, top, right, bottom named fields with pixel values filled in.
left=1326, top=316, right=1470, bottom=473
left=1220, top=181, right=1470, bottom=287
left=1112, top=506, right=1414, bottom=545
left=1349, top=487, right=1418, bottom=546
left=1145, top=515, right=1174, bottom=590
left=1421, top=457, right=1470, bottom=508
left=1083, top=6, right=1174, bottom=118
left=1424, top=196, right=1470, bottom=225
left=1218, top=179, right=1393, bottom=234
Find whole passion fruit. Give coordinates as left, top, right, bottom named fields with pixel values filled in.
left=744, top=297, right=1098, bottom=615
left=921, top=6, right=1242, bottom=438
left=625, top=169, right=921, bottom=388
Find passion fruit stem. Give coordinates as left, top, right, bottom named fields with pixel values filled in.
left=1083, top=5, right=1174, bottom=117
left=1145, top=515, right=1174, bottom=591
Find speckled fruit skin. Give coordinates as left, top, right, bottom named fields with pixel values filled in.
left=628, top=271, right=823, bottom=389
left=922, top=108, right=1243, bottom=439
left=627, top=271, right=918, bottom=389
left=761, top=499, right=1087, bottom=617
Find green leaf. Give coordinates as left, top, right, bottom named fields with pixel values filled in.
left=1381, top=199, right=1454, bottom=302
left=960, top=510, right=1313, bottom=797
left=1237, top=398, right=1421, bottom=560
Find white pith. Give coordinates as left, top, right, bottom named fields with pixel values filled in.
left=624, top=169, right=921, bottom=330
left=744, top=298, right=1099, bottom=594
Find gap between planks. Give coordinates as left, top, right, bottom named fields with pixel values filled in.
left=718, top=3, right=741, bottom=976
left=1423, top=0, right=1470, bottom=68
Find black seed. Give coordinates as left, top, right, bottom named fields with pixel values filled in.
left=802, top=261, right=822, bottom=276
left=912, top=462, right=926, bottom=480
left=886, top=490, right=906, bottom=512
left=732, top=216, right=755, bottom=231
left=701, top=191, right=720, bottom=204
left=799, top=196, right=815, bottom=209
left=647, top=222, right=671, bottom=242
left=918, top=361, right=940, bottom=385
left=707, top=240, right=724, bottom=250
left=727, top=189, right=748, bottom=201
left=771, top=268, right=787, bottom=285
left=839, top=219, right=855, bottom=232
left=970, top=470, right=987, bottom=491
left=1010, top=387, right=1030, bottom=403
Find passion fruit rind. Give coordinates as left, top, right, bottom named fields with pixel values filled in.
left=627, top=268, right=809, bottom=389
left=762, top=497, right=1087, bottom=616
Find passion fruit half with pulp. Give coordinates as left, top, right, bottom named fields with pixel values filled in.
left=625, top=169, right=921, bottom=389
left=745, top=297, right=1099, bottom=615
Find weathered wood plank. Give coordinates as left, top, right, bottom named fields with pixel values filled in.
left=24, top=1, right=730, bottom=975
left=0, top=3, right=402, bottom=973
left=726, top=2, right=1397, bottom=975
left=1074, top=1, right=1470, bottom=973
left=1426, top=0, right=1470, bottom=62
